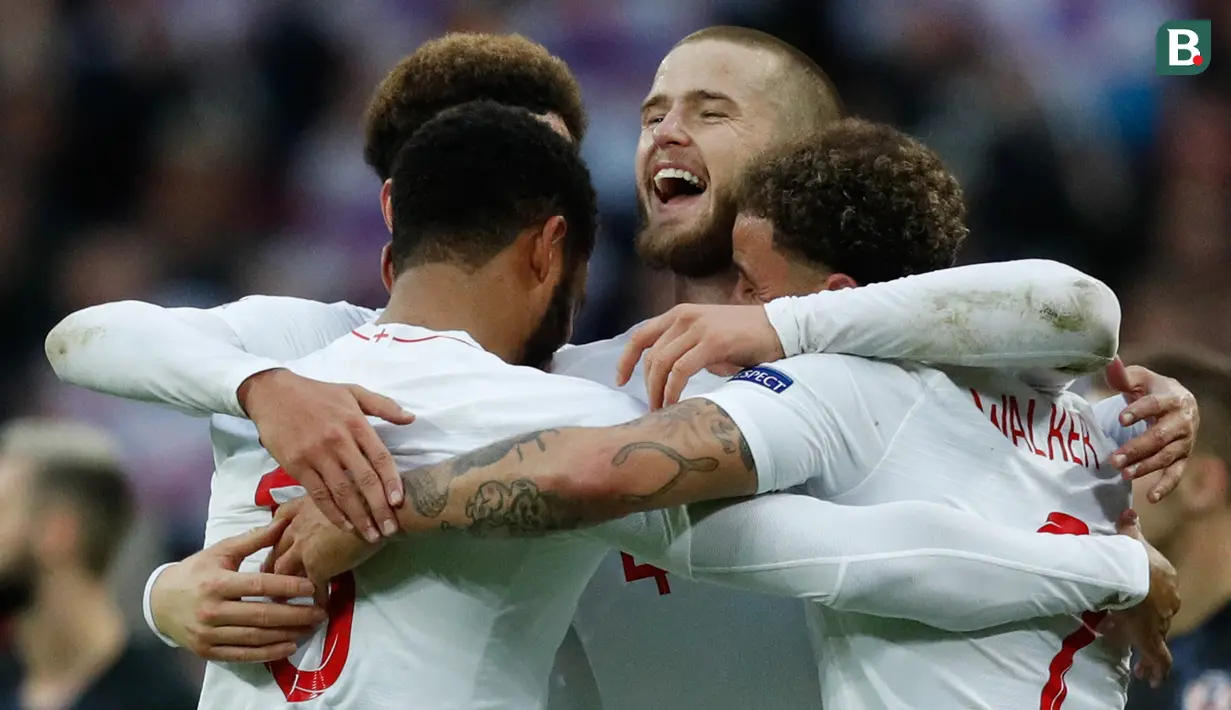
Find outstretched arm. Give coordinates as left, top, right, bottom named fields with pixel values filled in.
left=46, top=297, right=420, bottom=539
left=588, top=493, right=1151, bottom=632
left=768, top=259, right=1120, bottom=375
left=46, top=296, right=376, bottom=417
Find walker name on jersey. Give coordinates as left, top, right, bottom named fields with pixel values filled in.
left=730, top=366, right=794, bottom=393
left=969, top=389, right=1101, bottom=470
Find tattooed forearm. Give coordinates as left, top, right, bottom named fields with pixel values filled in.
left=612, top=443, right=718, bottom=503
left=396, top=400, right=757, bottom=536
left=462, top=479, right=581, bottom=537
left=404, top=467, right=449, bottom=518
left=401, top=429, right=559, bottom=522
left=606, top=399, right=756, bottom=506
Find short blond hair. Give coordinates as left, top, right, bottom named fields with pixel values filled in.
left=676, top=26, right=844, bottom=134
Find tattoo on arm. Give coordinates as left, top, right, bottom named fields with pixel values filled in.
left=464, top=479, right=579, bottom=535
left=402, top=429, right=562, bottom=534
left=399, top=399, right=756, bottom=536
left=609, top=399, right=756, bottom=506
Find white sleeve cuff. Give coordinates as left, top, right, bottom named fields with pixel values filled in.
left=143, top=562, right=181, bottom=648
left=1099, top=536, right=1152, bottom=611
left=764, top=298, right=807, bottom=358
left=220, top=360, right=284, bottom=418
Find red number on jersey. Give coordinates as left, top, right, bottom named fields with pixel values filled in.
left=1037, top=512, right=1108, bottom=710
left=255, top=468, right=357, bottom=703
left=620, top=552, right=671, bottom=595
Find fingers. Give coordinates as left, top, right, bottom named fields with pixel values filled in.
left=1112, top=417, right=1188, bottom=471
left=1125, top=439, right=1189, bottom=482
left=313, top=459, right=381, bottom=544
left=349, top=385, right=416, bottom=426
left=1115, top=509, right=1141, bottom=538
left=205, top=642, right=300, bottom=664
left=1119, top=392, right=1185, bottom=427
left=1104, top=357, right=1131, bottom=395
left=213, top=519, right=290, bottom=566
left=296, top=468, right=351, bottom=535
left=200, top=600, right=325, bottom=629
left=1151, top=460, right=1187, bottom=504
left=274, top=550, right=307, bottom=579
left=618, top=318, right=669, bottom=387
left=336, top=436, right=399, bottom=539
left=663, top=348, right=711, bottom=407
left=221, top=571, right=316, bottom=601
left=264, top=528, right=296, bottom=576
left=205, top=625, right=318, bottom=648
left=353, top=420, right=405, bottom=522
left=644, top=328, right=697, bottom=410
left=1137, top=637, right=1173, bottom=688
left=706, top=363, right=741, bottom=378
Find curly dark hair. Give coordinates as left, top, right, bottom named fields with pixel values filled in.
left=735, top=118, right=967, bottom=284
left=364, top=33, right=586, bottom=180
left=389, top=100, right=596, bottom=273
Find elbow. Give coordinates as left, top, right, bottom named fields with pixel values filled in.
left=1033, top=262, right=1121, bottom=372
left=45, top=310, right=93, bottom=381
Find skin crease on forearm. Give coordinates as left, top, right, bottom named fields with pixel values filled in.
left=392, top=399, right=758, bottom=536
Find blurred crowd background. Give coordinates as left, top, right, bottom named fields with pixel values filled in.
left=0, top=0, right=1228, bottom=696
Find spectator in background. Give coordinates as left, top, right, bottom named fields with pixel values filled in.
left=0, top=419, right=196, bottom=710
left=1124, top=349, right=1231, bottom=710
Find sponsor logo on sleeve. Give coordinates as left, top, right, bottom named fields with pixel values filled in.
left=730, top=366, right=794, bottom=394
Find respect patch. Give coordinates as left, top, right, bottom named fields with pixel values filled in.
left=729, top=366, right=794, bottom=394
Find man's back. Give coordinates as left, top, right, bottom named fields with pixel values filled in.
left=702, top=355, right=1132, bottom=710
left=199, top=322, right=646, bottom=710
left=822, top=361, right=1129, bottom=710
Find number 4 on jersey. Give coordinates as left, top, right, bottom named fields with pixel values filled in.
left=256, top=468, right=357, bottom=702
left=1037, top=512, right=1108, bottom=710
left=621, top=552, right=671, bottom=595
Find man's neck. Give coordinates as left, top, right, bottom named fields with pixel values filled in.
left=674, top=272, right=737, bottom=305
left=1162, top=515, right=1231, bottom=636
left=17, top=574, right=126, bottom=703
left=378, top=263, right=528, bottom=364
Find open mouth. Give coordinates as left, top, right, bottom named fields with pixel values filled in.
left=652, top=167, right=707, bottom=205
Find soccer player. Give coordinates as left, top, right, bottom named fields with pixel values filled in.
left=0, top=420, right=198, bottom=709
left=1122, top=349, right=1231, bottom=710
left=288, top=119, right=1171, bottom=708
left=46, top=29, right=1195, bottom=710
left=193, top=100, right=1171, bottom=710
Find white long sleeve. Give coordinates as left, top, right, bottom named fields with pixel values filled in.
left=46, top=297, right=377, bottom=418
left=1092, top=394, right=1148, bottom=448
left=766, top=259, right=1120, bottom=378
left=596, top=494, right=1148, bottom=633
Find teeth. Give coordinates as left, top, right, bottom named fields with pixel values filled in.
left=653, top=168, right=705, bottom=190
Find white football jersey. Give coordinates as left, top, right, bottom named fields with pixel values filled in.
left=552, top=331, right=824, bottom=710
left=700, top=354, right=1132, bottom=710
left=199, top=322, right=650, bottom=710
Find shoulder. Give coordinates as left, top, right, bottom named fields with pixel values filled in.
left=550, top=322, right=646, bottom=377
left=499, top=365, right=649, bottom=427
left=734, top=354, right=928, bottom=395
left=228, top=295, right=377, bottom=318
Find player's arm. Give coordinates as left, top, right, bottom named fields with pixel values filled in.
left=768, top=258, right=1120, bottom=374
left=390, top=396, right=761, bottom=535
left=386, top=355, right=887, bottom=535
left=620, top=259, right=1119, bottom=409
left=46, top=295, right=375, bottom=417
left=46, top=296, right=415, bottom=539
left=588, top=493, right=1155, bottom=632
